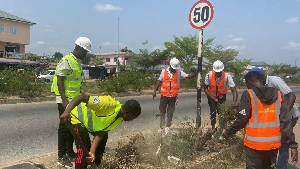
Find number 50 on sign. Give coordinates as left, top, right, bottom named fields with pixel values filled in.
left=189, top=0, right=214, bottom=29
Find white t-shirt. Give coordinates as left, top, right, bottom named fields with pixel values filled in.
left=266, top=76, right=300, bottom=119
left=158, top=67, right=188, bottom=97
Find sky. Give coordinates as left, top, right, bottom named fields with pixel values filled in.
left=1, top=0, right=300, bottom=66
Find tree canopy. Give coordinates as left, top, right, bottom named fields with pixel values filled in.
left=271, top=63, right=300, bottom=77
left=53, top=52, right=63, bottom=60
left=120, top=47, right=133, bottom=53
left=132, top=41, right=169, bottom=70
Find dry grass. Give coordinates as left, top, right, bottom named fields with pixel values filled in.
left=100, top=122, right=245, bottom=168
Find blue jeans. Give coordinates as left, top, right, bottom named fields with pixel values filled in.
left=276, top=117, right=298, bottom=169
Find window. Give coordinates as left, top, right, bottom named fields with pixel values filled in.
left=114, top=57, right=117, bottom=62
left=0, top=25, right=5, bottom=33
left=10, top=27, right=17, bottom=35
left=125, top=58, right=128, bottom=61
left=106, top=58, right=110, bottom=62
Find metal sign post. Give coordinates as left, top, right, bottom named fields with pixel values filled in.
left=196, top=29, right=203, bottom=131
left=189, top=0, right=214, bottom=131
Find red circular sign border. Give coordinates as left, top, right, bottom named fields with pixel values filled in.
left=189, top=0, right=214, bottom=29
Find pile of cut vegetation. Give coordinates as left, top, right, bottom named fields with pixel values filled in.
left=100, top=104, right=246, bottom=169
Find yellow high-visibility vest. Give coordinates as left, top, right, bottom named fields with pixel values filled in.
left=70, top=97, right=123, bottom=132
left=51, top=54, right=82, bottom=99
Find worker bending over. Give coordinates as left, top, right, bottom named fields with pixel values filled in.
left=60, top=93, right=141, bottom=168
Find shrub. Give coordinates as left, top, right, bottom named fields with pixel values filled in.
left=96, top=70, right=157, bottom=93
left=0, top=67, right=49, bottom=98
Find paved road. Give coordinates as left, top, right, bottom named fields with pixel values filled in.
left=1, top=87, right=300, bottom=164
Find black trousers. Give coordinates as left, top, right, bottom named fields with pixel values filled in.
left=57, top=103, right=75, bottom=158
left=246, top=146, right=278, bottom=169
left=207, top=95, right=226, bottom=129
left=159, top=96, right=177, bottom=128
left=73, top=124, right=108, bottom=168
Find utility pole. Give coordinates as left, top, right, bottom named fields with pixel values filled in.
left=117, top=18, right=120, bottom=72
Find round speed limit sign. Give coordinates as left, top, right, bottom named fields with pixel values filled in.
left=189, top=0, right=214, bottom=29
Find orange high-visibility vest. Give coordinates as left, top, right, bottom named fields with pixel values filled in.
left=161, top=68, right=180, bottom=97
left=244, top=89, right=282, bottom=151
left=207, top=71, right=229, bottom=97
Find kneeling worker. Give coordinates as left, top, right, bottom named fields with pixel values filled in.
left=60, top=93, right=141, bottom=168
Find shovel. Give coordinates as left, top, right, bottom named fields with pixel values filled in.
left=65, top=122, right=97, bottom=169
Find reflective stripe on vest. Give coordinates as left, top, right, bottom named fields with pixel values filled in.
left=71, top=101, right=123, bottom=132
left=161, top=68, right=180, bottom=97
left=51, top=83, right=81, bottom=91
left=244, top=89, right=282, bottom=150
left=51, top=54, right=82, bottom=99
left=208, top=71, right=228, bottom=97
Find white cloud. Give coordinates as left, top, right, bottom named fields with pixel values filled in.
left=226, top=45, right=246, bottom=51
left=228, top=34, right=234, bottom=38
left=150, top=45, right=166, bottom=51
left=44, top=29, right=53, bottom=33
left=36, top=41, right=45, bottom=45
left=232, top=37, right=244, bottom=43
left=43, top=25, right=53, bottom=32
left=286, top=17, right=299, bottom=23
left=119, top=43, right=126, bottom=47
left=102, top=42, right=112, bottom=46
left=282, top=42, right=300, bottom=50
left=7, top=9, right=14, bottom=13
left=94, top=3, right=122, bottom=12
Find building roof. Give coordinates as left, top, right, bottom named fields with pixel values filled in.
left=95, top=52, right=138, bottom=57
left=0, top=58, right=39, bottom=65
left=0, top=10, right=36, bottom=25
left=249, top=61, right=270, bottom=67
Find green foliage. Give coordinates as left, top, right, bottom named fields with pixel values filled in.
left=44, top=56, right=60, bottom=63
left=229, top=59, right=252, bottom=87
left=164, top=34, right=199, bottom=70
left=162, top=118, right=198, bottom=160
left=53, top=52, right=63, bottom=59
left=96, top=70, right=157, bottom=93
left=0, top=67, right=49, bottom=98
left=271, top=63, right=300, bottom=77
left=218, top=103, right=237, bottom=130
left=204, top=45, right=239, bottom=71
left=82, top=53, right=95, bottom=64
left=93, top=57, right=105, bottom=65
left=133, top=41, right=169, bottom=70
left=180, top=69, right=208, bottom=89
left=27, top=54, right=41, bottom=61
left=120, top=47, right=133, bottom=53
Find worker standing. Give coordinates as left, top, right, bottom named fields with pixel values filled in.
left=204, top=60, right=238, bottom=129
left=51, top=37, right=91, bottom=167
left=249, top=67, right=300, bottom=169
left=152, top=58, right=197, bottom=134
left=222, top=71, right=298, bottom=168
left=59, top=93, right=141, bottom=168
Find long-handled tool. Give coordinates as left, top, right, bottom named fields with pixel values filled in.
left=65, top=122, right=97, bottom=169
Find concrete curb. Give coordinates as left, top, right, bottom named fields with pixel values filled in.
left=0, top=96, right=56, bottom=104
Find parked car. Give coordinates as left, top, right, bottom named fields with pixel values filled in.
left=37, top=70, right=55, bottom=82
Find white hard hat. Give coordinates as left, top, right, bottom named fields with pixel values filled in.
left=213, top=60, right=224, bottom=72
left=75, top=37, right=91, bottom=52
left=170, top=58, right=180, bottom=70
